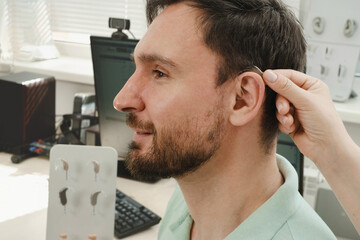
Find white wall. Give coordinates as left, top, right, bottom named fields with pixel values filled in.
left=282, top=0, right=301, bottom=18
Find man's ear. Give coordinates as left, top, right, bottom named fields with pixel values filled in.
left=229, top=72, right=265, bottom=126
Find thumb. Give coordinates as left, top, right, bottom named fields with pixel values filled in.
left=263, top=69, right=308, bottom=106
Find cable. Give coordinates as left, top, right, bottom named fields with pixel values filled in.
left=127, top=30, right=136, bottom=39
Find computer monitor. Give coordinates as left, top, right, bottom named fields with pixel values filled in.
left=276, top=132, right=304, bottom=194
left=90, top=36, right=137, bottom=159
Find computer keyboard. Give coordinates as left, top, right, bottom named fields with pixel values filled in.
left=114, top=189, right=162, bottom=239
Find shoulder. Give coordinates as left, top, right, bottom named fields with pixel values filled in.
left=273, top=197, right=337, bottom=240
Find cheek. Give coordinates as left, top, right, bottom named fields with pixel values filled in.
left=142, top=83, right=191, bottom=113
left=141, top=80, right=223, bottom=131
left=142, top=86, right=182, bottom=122
left=149, top=92, right=212, bottom=128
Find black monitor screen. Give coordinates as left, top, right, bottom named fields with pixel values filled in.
left=91, top=36, right=138, bottom=159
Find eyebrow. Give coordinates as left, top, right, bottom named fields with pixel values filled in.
left=136, top=53, right=178, bottom=69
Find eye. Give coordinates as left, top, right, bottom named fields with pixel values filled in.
left=153, top=69, right=168, bottom=79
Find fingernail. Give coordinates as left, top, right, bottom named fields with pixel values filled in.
left=264, top=70, right=277, bottom=83
left=277, top=103, right=283, bottom=112
left=281, top=116, right=288, bottom=125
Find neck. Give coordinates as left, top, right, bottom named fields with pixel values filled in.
left=176, top=134, right=283, bottom=240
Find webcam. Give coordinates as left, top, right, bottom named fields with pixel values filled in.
left=109, top=18, right=130, bottom=31
left=109, top=18, right=131, bottom=40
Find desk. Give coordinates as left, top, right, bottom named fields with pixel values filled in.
left=0, top=152, right=177, bottom=240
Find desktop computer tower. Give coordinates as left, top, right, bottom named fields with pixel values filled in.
left=0, top=71, right=55, bottom=154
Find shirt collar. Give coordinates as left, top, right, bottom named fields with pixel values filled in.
left=225, top=154, right=301, bottom=239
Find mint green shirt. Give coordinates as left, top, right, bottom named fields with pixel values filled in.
left=158, top=155, right=336, bottom=240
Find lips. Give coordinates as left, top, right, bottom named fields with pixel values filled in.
left=132, top=128, right=154, bottom=143
left=132, top=128, right=153, bottom=135
left=135, top=130, right=153, bottom=135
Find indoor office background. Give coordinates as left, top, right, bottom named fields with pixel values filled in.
left=0, top=0, right=359, bottom=239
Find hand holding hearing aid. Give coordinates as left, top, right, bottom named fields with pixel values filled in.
left=263, top=69, right=360, bottom=234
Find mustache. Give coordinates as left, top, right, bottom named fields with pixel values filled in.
left=126, top=113, right=156, bottom=133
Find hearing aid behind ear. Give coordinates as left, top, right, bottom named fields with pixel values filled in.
left=240, top=65, right=263, bottom=76
left=252, top=66, right=263, bottom=76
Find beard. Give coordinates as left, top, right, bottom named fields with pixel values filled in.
left=124, top=110, right=225, bottom=180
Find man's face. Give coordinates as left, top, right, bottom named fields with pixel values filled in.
left=113, top=3, right=230, bottom=179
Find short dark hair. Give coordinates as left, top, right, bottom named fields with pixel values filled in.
left=146, top=0, right=306, bottom=153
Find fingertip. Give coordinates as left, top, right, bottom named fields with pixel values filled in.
left=263, top=70, right=278, bottom=83
left=276, top=95, right=290, bottom=115
left=279, top=122, right=296, bottom=135
left=276, top=112, right=294, bottom=128
left=276, top=102, right=283, bottom=113
left=286, top=114, right=294, bottom=126
left=281, top=115, right=289, bottom=126
left=278, top=125, right=292, bottom=135
left=264, top=69, right=305, bottom=106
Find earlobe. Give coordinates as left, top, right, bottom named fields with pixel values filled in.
left=229, top=72, right=265, bottom=126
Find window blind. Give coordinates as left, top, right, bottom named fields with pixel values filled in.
left=49, top=0, right=147, bottom=42
left=2, top=0, right=56, bottom=60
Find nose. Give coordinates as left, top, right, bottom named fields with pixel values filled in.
left=113, top=74, right=145, bottom=113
